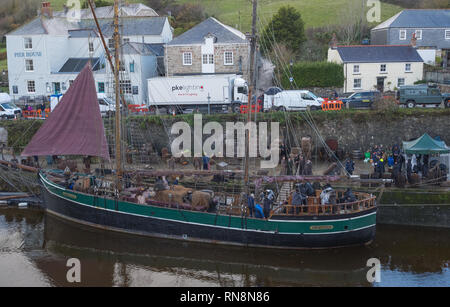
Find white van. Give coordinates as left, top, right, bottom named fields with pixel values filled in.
left=51, top=93, right=120, bottom=116
left=97, top=93, right=120, bottom=116
left=263, top=90, right=323, bottom=111
left=0, top=93, right=21, bottom=119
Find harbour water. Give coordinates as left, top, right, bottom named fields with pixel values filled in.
left=0, top=206, right=448, bottom=287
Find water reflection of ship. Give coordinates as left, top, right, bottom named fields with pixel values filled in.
left=42, top=213, right=373, bottom=287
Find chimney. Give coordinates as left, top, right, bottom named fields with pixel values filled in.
left=41, top=2, right=53, bottom=18
left=330, top=33, right=338, bottom=49
left=411, top=33, right=417, bottom=48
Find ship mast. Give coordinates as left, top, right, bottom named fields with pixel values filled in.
left=113, top=0, right=123, bottom=185
left=86, top=0, right=123, bottom=189
left=244, top=0, right=258, bottom=195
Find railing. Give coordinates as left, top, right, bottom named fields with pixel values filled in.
left=321, top=98, right=343, bottom=111
left=22, top=108, right=50, bottom=119
left=273, top=191, right=376, bottom=217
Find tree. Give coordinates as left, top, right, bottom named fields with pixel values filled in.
left=260, top=6, right=306, bottom=55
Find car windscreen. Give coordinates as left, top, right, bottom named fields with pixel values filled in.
left=1, top=103, right=13, bottom=109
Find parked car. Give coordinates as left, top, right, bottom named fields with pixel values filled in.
left=397, top=84, right=450, bottom=108
left=340, top=91, right=381, bottom=109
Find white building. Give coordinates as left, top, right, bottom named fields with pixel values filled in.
left=5, top=2, right=172, bottom=105
left=328, top=45, right=424, bottom=93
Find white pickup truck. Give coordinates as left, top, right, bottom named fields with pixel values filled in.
left=263, top=89, right=323, bottom=111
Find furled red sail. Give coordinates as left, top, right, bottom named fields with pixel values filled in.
left=22, top=63, right=110, bottom=161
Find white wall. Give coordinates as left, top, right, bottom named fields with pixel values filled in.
left=417, top=49, right=436, bottom=65
left=344, top=62, right=423, bottom=92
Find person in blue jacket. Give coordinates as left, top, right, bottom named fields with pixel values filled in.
left=254, top=203, right=264, bottom=219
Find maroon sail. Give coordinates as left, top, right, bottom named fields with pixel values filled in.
left=22, top=63, right=110, bottom=161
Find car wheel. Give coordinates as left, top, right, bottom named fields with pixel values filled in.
left=278, top=106, right=287, bottom=112
left=232, top=104, right=241, bottom=114
left=406, top=100, right=415, bottom=108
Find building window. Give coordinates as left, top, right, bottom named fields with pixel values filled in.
left=405, top=63, right=411, bottom=72
left=12, top=86, right=18, bottom=94
left=445, top=30, right=450, bottom=40
left=353, top=78, right=361, bottom=89
left=24, top=37, right=32, bottom=50
left=98, top=82, right=105, bottom=93
left=119, top=80, right=132, bottom=94
left=25, top=59, right=34, bottom=72
left=89, top=42, right=94, bottom=53
left=380, top=64, right=386, bottom=73
left=397, top=78, right=405, bottom=87
left=353, top=65, right=360, bottom=74
left=130, top=62, right=135, bottom=73
left=202, top=54, right=213, bottom=64
left=415, top=30, right=422, bottom=40
left=123, top=38, right=130, bottom=44
left=108, top=39, right=114, bottom=50
left=69, top=80, right=74, bottom=87
left=183, top=52, right=192, bottom=65
left=224, top=52, right=233, bottom=65
left=27, top=81, right=36, bottom=93
left=119, top=61, right=125, bottom=72
left=132, top=86, right=139, bottom=95
left=399, top=30, right=406, bottom=40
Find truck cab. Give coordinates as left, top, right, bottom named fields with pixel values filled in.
left=0, top=93, right=21, bottom=119
left=397, top=84, right=449, bottom=108
left=263, top=90, right=323, bottom=112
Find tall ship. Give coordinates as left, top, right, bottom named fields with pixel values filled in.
left=16, top=0, right=377, bottom=250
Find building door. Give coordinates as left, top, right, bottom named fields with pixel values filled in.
left=202, top=54, right=215, bottom=74
left=376, top=77, right=385, bottom=92
left=53, top=82, right=61, bottom=94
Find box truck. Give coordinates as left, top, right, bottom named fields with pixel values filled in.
left=147, top=74, right=248, bottom=114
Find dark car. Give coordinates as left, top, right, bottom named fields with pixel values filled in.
left=341, top=91, right=381, bottom=109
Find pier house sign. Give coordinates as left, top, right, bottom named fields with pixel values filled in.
left=14, top=51, right=42, bottom=57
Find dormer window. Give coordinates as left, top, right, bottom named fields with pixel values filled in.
left=399, top=30, right=406, bottom=40
left=415, top=30, right=422, bottom=40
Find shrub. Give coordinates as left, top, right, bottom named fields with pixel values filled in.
left=281, top=61, right=344, bottom=88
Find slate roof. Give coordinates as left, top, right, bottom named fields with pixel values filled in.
left=336, top=45, right=424, bottom=63
left=53, top=3, right=158, bottom=19
left=122, top=42, right=164, bottom=56
left=7, top=3, right=166, bottom=37
left=168, top=17, right=247, bottom=45
left=373, top=9, right=450, bottom=30
left=58, top=58, right=101, bottom=73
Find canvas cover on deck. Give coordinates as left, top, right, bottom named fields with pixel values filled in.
left=22, top=64, right=110, bottom=160
left=402, top=133, right=449, bottom=155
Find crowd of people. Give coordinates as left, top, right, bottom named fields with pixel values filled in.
left=279, top=142, right=313, bottom=176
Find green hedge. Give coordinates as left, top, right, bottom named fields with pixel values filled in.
left=281, top=61, right=344, bottom=88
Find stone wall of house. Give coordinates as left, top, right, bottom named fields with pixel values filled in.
left=166, top=43, right=250, bottom=81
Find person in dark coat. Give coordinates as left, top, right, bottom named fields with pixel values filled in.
left=406, top=159, right=412, bottom=183
left=345, top=158, right=355, bottom=175
left=40, top=103, right=46, bottom=118
left=263, top=192, right=272, bottom=219
left=304, top=160, right=313, bottom=175
left=247, top=193, right=255, bottom=217
left=287, top=157, right=294, bottom=176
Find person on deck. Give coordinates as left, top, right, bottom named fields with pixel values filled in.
left=247, top=193, right=255, bottom=217
left=263, top=194, right=272, bottom=219
left=254, top=203, right=264, bottom=219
